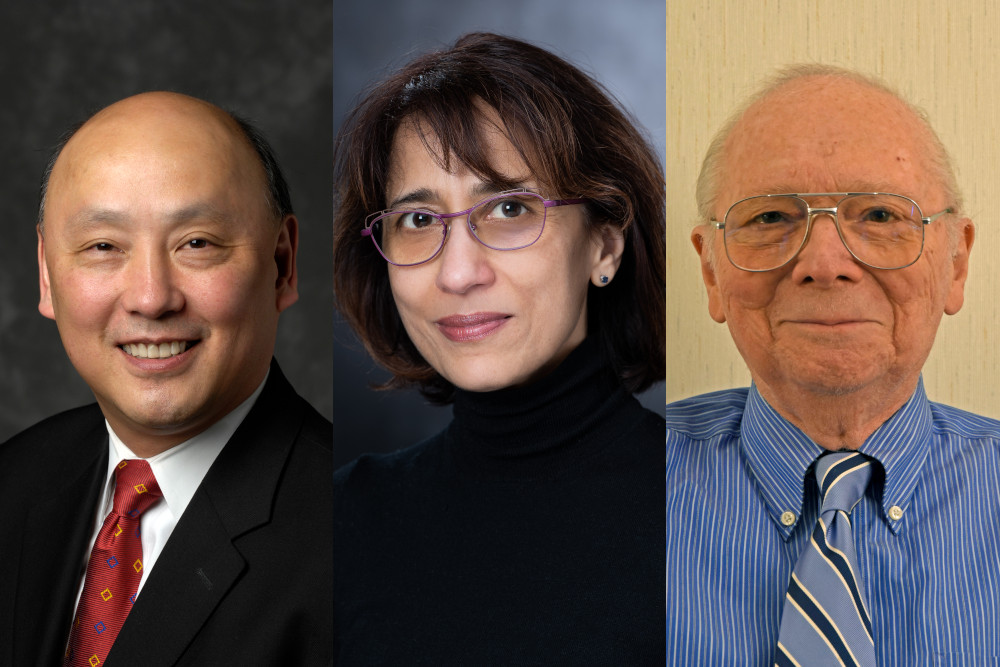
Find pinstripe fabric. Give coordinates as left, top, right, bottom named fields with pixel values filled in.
left=666, top=380, right=1000, bottom=666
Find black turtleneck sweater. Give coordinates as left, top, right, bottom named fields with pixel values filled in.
left=333, top=340, right=663, bottom=665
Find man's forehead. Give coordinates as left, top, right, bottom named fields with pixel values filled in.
left=44, top=93, right=268, bottom=222
left=718, top=76, right=938, bottom=205
left=732, top=76, right=921, bottom=151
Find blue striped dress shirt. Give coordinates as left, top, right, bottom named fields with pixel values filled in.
left=666, top=381, right=1000, bottom=665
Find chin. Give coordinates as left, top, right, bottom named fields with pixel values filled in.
left=448, top=375, right=516, bottom=393
left=768, top=341, right=887, bottom=390
left=786, top=361, right=890, bottom=397
left=441, top=362, right=529, bottom=393
left=101, top=389, right=206, bottom=432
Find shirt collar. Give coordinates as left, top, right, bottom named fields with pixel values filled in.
left=740, top=384, right=823, bottom=540
left=740, top=378, right=933, bottom=539
left=857, top=378, right=933, bottom=535
left=102, top=372, right=269, bottom=518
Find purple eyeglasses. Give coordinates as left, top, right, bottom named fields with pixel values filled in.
left=361, top=189, right=586, bottom=266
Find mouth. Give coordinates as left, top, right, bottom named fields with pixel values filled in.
left=120, top=340, right=200, bottom=360
left=435, top=312, right=511, bottom=342
left=790, top=319, right=870, bottom=326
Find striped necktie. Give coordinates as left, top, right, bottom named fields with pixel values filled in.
left=64, top=459, right=162, bottom=667
left=776, top=451, right=876, bottom=667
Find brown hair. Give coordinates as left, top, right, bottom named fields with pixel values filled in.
left=333, top=32, right=665, bottom=403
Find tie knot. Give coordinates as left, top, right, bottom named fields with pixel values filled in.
left=814, top=452, right=871, bottom=515
left=112, top=459, right=162, bottom=518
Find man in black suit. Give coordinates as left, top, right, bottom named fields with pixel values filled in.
left=0, top=92, right=332, bottom=665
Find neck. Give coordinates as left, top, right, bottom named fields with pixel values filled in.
left=100, top=368, right=270, bottom=458
left=753, top=374, right=918, bottom=450
left=105, top=423, right=199, bottom=457
left=449, top=336, right=631, bottom=474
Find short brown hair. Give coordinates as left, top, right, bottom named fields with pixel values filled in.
left=333, top=32, right=665, bottom=403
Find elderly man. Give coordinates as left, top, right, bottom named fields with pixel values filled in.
left=666, top=66, right=998, bottom=665
left=0, top=92, right=331, bottom=665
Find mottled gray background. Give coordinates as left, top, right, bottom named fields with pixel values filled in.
left=333, top=0, right=666, bottom=468
left=0, top=0, right=332, bottom=443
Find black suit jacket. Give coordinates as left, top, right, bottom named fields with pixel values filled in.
left=0, top=361, right=332, bottom=666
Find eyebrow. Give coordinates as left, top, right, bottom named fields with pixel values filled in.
left=387, top=180, right=530, bottom=210
left=65, top=208, right=129, bottom=230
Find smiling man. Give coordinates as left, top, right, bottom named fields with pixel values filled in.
left=0, top=92, right=331, bottom=665
left=666, top=66, right=999, bottom=665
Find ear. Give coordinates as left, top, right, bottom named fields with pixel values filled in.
left=944, top=217, right=975, bottom=315
left=588, top=224, right=625, bottom=286
left=37, top=225, right=56, bottom=320
left=691, top=225, right=726, bottom=323
left=274, top=214, right=299, bottom=312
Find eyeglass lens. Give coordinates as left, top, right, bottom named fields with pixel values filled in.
left=723, top=194, right=925, bottom=271
left=371, top=192, right=547, bottom=266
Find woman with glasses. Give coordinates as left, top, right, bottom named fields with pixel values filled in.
left=333, top=33, right=664, bottom=663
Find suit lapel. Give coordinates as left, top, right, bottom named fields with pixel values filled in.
left=13, top=413, right=107, bottom=666
left=106, top=363, right=305, bottom=666
left=104, top=491, right=247, bottom=666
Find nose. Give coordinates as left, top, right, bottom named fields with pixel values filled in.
left=433, top=217, right=496, bottom=294
left=119, top=247, right=185, bottom=318
left=789, top=213, right=866, bottom=285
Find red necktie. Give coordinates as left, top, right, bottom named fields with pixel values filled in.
left=64, top=459, right=162, bottom=666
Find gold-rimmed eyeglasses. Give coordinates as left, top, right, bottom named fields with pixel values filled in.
left=711, top=192, right=952, bottom=272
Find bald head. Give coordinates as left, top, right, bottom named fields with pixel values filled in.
left=696, top=65, right=962, bottom=224
left=39, top=91, right=291, bottom=231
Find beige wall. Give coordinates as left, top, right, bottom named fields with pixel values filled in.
left=666, top=0, right=1000, bottom=418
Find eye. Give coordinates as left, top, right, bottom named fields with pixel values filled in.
left=185, top=238, right=210, bottom=249
left=397, top=211, right=438, bottom=230
left=751, top=210, right=790, bottom=225
left=85, top=241, right=122, bottom=253
left=490, top=199, right=528, bottom=219
left=860, top=207, right=894, bottom=223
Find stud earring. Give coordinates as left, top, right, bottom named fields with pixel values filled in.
left=599, top=275, right=610, bottom=285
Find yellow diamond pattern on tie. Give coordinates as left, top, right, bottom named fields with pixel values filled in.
left=64, top=459, right=162, bottom=667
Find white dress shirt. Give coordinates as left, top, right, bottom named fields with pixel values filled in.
left=71, top=374, right=267, bottom=609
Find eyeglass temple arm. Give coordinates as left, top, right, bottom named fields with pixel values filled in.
left=923, top=208, right=953, bottom=225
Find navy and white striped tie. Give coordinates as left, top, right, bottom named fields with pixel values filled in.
left=776, top=452, right=876, bottom=667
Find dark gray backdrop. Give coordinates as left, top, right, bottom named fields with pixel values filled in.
left=333, top=0, right=666, bottom=468
left=0, top=0, right=333, bottom=443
